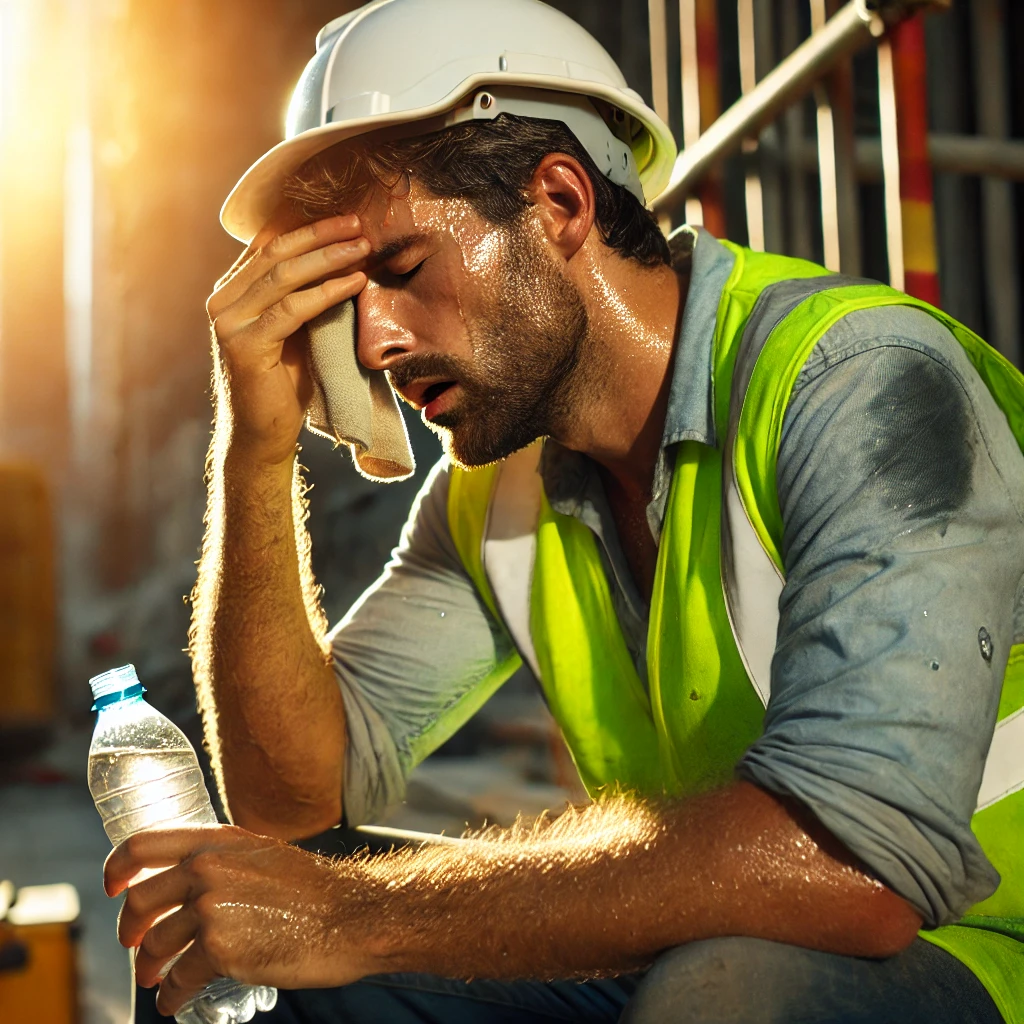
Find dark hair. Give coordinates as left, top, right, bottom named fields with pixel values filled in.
left=283, top=113, right=671, bottom=267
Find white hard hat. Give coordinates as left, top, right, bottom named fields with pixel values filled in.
left=220, top=0, right=677, bottom=242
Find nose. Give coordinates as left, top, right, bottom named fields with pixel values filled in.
left=355, top=280, right=416, bottom=372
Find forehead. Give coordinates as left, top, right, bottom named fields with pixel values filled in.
left=264, top=180, right=483, bottom=258
left=355, top=180, right=486, bottom=251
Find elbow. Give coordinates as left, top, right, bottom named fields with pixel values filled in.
left=875, top=897, right=924, bottom=957
left=224, top=741, right=345, bottom=841
left=294, top=793, right=345, bottom=839
left=848, top=888, right=924, bottom=958
left=231, top=791, right=343, bottom=842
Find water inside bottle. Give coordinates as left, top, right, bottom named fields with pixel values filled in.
left=88, top=747, right=217, bottom=847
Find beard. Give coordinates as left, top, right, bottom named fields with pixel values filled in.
left=388, top=223, right=590, bottom=468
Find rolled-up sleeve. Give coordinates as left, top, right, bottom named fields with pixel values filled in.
left=737, top=306, right=1024, bottom=927
left=328, top=457, right=519, bottom=825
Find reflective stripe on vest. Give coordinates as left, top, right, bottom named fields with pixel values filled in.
left=481, top=442, right=543, bottom=679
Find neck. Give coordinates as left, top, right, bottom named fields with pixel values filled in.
left=550, top=243, right=687, bottom=498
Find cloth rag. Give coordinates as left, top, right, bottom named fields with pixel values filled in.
left=305, top=300, right=416, bottom=482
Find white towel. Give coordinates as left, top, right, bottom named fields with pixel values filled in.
left=305, top=300, right=416, bottom=482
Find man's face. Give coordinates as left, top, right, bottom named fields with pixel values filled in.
left=352, top=179, right=589, bottom=467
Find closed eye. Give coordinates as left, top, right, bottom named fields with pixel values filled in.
left=392, top=259, right=426, bottom=282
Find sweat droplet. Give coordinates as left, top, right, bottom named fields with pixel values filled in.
left=978, top=627, right=993, bottom=663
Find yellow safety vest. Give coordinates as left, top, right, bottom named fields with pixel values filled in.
left=446, top=243, right=1024, bottom=1022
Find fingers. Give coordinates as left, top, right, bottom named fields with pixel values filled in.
left=218, top=274, right=365, bottom=363
left=134, top=905, right=200, bottom=987
left=104, top=825, right=239, bottom=897
left=209, top=214, right=364, bottom=317
left=155, top=941, right=221, bottom=1017
left=116, top=863, right=195, bottom=947
left=218, top=240, right=370, bottom=348
left=219, top=236, right=370, bottom=338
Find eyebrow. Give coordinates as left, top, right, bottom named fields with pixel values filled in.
left=367, top=233, right=427, bottom=270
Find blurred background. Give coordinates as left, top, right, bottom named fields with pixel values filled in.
left=0, top=0, right=1021, bottom=1021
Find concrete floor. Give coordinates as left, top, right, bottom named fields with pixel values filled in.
left=0, top=777, right=132, bottom=1024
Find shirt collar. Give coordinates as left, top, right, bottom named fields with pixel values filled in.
left=540, top=227, right=736, bottom=516
left=660, top=226, right=737, bottom=452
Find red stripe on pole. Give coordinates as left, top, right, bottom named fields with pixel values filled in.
left=891, top=17, right=931, bottom=203
left=904, top=270, right=941, bottom=307
left=695, top=0, right=726, bottom=237
left=890, top=14, right=940, bottom=303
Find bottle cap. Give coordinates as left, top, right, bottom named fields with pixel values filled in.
left=88, top=664, right=146, bottom=710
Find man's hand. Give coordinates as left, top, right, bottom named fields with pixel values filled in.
left=104, top=826, right=372, bottom=1017
left=206, top=213, right=370, bottom=467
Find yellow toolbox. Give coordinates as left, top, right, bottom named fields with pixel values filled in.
left=0, top=881, right=80, bottom=1024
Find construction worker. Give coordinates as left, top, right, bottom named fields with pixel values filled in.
left=106, top=1, right=1024, bottom=1021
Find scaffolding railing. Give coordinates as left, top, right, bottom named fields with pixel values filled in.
left=645, top=0, right=1024, bottom=333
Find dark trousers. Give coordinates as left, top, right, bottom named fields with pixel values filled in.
left=134, top=936, right=1003, bottom=1023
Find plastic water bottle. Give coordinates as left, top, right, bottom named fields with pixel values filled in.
left=87, top=664, right=278, bottom=1024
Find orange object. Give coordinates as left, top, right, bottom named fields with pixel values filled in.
left=0, top=922, right=79, bottom=1024
left=694, top=0, right=726, bottom=236
left=890, top=15, right=940, bottom=305
left=0, top=464, right=55, bottom=729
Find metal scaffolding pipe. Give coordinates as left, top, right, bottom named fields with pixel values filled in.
left=647, top=0, right=671, bottom=126
left=787, top=134, right=1024, bottom=184
left=971, top=0, right=1020, bottom=367
left=811, top=0, right=842, bottom=271
left=877, top=34, right=905, bottom=290
left=738, top=0, right=765, bottom=250
left=652, top=0, right=882, bottom=214
left=779, top=0, right=815, bottom=260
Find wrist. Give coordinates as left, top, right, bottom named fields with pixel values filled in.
left=323, top=863, right=407, bottom=982
left=220, top=441, right=297, bottom=484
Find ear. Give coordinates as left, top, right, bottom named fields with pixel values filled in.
left=527, top=153, right=596, bottom=261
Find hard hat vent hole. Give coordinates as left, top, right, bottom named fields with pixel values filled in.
left=498, top=55, right=508, bottom=72
left=479, top=93, right=493, bottom=110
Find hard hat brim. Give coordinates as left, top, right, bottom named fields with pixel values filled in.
left=220, top=73, right=676, bottom=243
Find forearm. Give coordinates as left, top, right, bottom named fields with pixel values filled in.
left=191, top=421, right=344, bottom=839
left=106, top=783, right=923, bottom=1008
left=350, top=782, right=922, bottom=981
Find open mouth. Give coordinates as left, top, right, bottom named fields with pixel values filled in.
left=420, top=380, right=459, bottom=421
left=421, top=380, right=456, bottom=406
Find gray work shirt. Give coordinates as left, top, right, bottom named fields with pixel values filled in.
left=328, top=229, right=1024, bottom=929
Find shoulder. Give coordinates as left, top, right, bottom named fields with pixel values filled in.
left=778, top=301, right=1024, bottom=534
left=793, top=303, right=975, bottom=393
